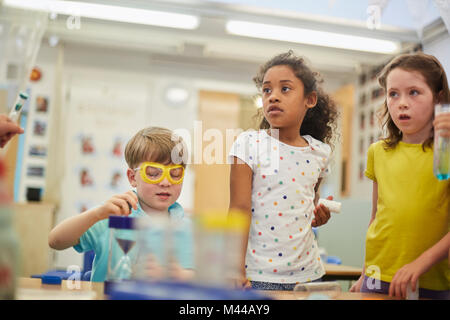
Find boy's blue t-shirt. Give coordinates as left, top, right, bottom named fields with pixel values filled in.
left=73, top=201, right=194, bottom=282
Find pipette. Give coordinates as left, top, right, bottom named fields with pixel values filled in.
left=9, top=92, right=28, bottom=122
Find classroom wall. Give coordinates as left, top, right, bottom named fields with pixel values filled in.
left=27, top=35, right=448, bottom=271
left=32, top=41, right=351, bottom=270
left=423, top=32, right=450, bottom=75
left=3, top=0, right=448, bottom=284
left=315, top=198, right=371, bottom=267
left=26, top=31, right=450, bottom=271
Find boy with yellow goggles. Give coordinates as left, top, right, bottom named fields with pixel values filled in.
left=49, top=127, right=194, bottom=283
left=134, top=162, right=185, bottom=185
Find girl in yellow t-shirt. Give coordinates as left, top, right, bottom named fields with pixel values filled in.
left=350, top=53, right=450, bottom=300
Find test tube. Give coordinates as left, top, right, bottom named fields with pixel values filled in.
left=293, top=281, right=342, bottom=300
left=9, top=92, right=29, bottom=122
left=406, top=280, right=419, bottom=300
left=193, top=213, right=228, bottom=287
left=318, top=198, right=342, bottom=213
left=133, top=214, right=171, bottom=282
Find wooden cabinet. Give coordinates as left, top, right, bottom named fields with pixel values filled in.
left=193, top=91, right=240, bottom=216
left=12, top=202, right=56, bottom=277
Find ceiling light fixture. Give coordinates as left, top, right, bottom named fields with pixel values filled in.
left=226, top=20, right=399, bottom=54
left=3, top=0, right=200, bottom=30
left=164, top=85, right=190, bottom=108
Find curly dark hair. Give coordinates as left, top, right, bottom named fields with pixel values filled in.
left=253, top=50, right=338, bottom=147
left=378, top=52, right=450, bottom=150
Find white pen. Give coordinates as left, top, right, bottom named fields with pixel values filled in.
left=9, top=92, right=28, bottom=122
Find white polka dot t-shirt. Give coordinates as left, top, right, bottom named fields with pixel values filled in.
left=229, top=130, right=331, bottom=284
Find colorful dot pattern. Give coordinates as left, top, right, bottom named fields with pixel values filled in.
left=229, top=130, right=331, bottom=283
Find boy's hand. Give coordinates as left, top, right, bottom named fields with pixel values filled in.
left=144, top=254, right=165, bottom=279
left=97, top=190, right=138, bottom=220
left=312, top=195, right=332, bottom=227
left=168, top=261, right=195, bottom=282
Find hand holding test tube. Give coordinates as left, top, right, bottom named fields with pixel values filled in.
left=0, top=92, right=27, bottom=149
left=318, top=198, right=342, bottom=213
left=9, top=92, right=28, bottom=122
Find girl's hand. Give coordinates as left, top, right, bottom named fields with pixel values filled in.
left=349, top=275, right=364, bottom=293
left=312, top=195, right=333, bottom=227
left=233, top=276, right=252, bottom=290
left=433, top=112, right=450, bottom=137
left=97, top=190, right=138, bottom=220
left=389, top=259, right=427, bottom=299
left=230, top=268, right=252, bottom=290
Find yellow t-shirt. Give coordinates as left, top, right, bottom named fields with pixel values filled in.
left=365, top=141, right=450, bottom=291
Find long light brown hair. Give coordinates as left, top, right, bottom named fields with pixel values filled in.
left=378, top=52, right=450, bottom=150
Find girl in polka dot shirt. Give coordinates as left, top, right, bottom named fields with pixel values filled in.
left=229, top=51, right=338, bottom=290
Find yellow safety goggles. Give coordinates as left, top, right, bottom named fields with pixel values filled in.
left=134, top=162, right=184, bottom=185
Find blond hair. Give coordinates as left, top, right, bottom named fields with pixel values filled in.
left=124, top=127, right=188, bottom=169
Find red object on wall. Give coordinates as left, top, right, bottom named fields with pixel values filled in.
left=30, top=67, right=42, bottom=82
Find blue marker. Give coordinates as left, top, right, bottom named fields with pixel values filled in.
left=9, top=92, right=28, bottom=122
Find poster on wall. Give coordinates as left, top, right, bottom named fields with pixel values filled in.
left=80, top=135, right=95, bottom=155
left=112, top=137, right=123, bottom=158
left=36, top=95, right=49, bottom=113
left=79, top=168, right=94, bottom=187
left=109, top=170, right=123, bottom=190
left=29, top=145, right=47, bottom=157
left=27, top=166, right=45, bottom=177
left=33, top=120, right=47, bottom=136
left=56, top=76, right=149, bottom=267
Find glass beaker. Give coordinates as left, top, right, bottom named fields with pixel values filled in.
left=224, top=210, right=250, bottom=285
left=293, top=281, right=342, bottom=300
left=193, top=213, right=227, bottom=287
left=106, top=216, right=137, bottom=284
left=434, top=104, right=450, bottom=180
left=133, top=214, right=171, bottom=281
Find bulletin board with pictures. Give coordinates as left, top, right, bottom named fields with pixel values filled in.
left=351, top=63, right=386, bottom=198
left=56, top=74, right=148, bottom=227
left=17, top=68, right=53, bottom=202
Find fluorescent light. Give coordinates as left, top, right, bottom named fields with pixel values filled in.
left=226, top=20, right=399, bottom=54
left=165, top=86, right=189, bottom=105
left=3, top=0, right=200, bottom=30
